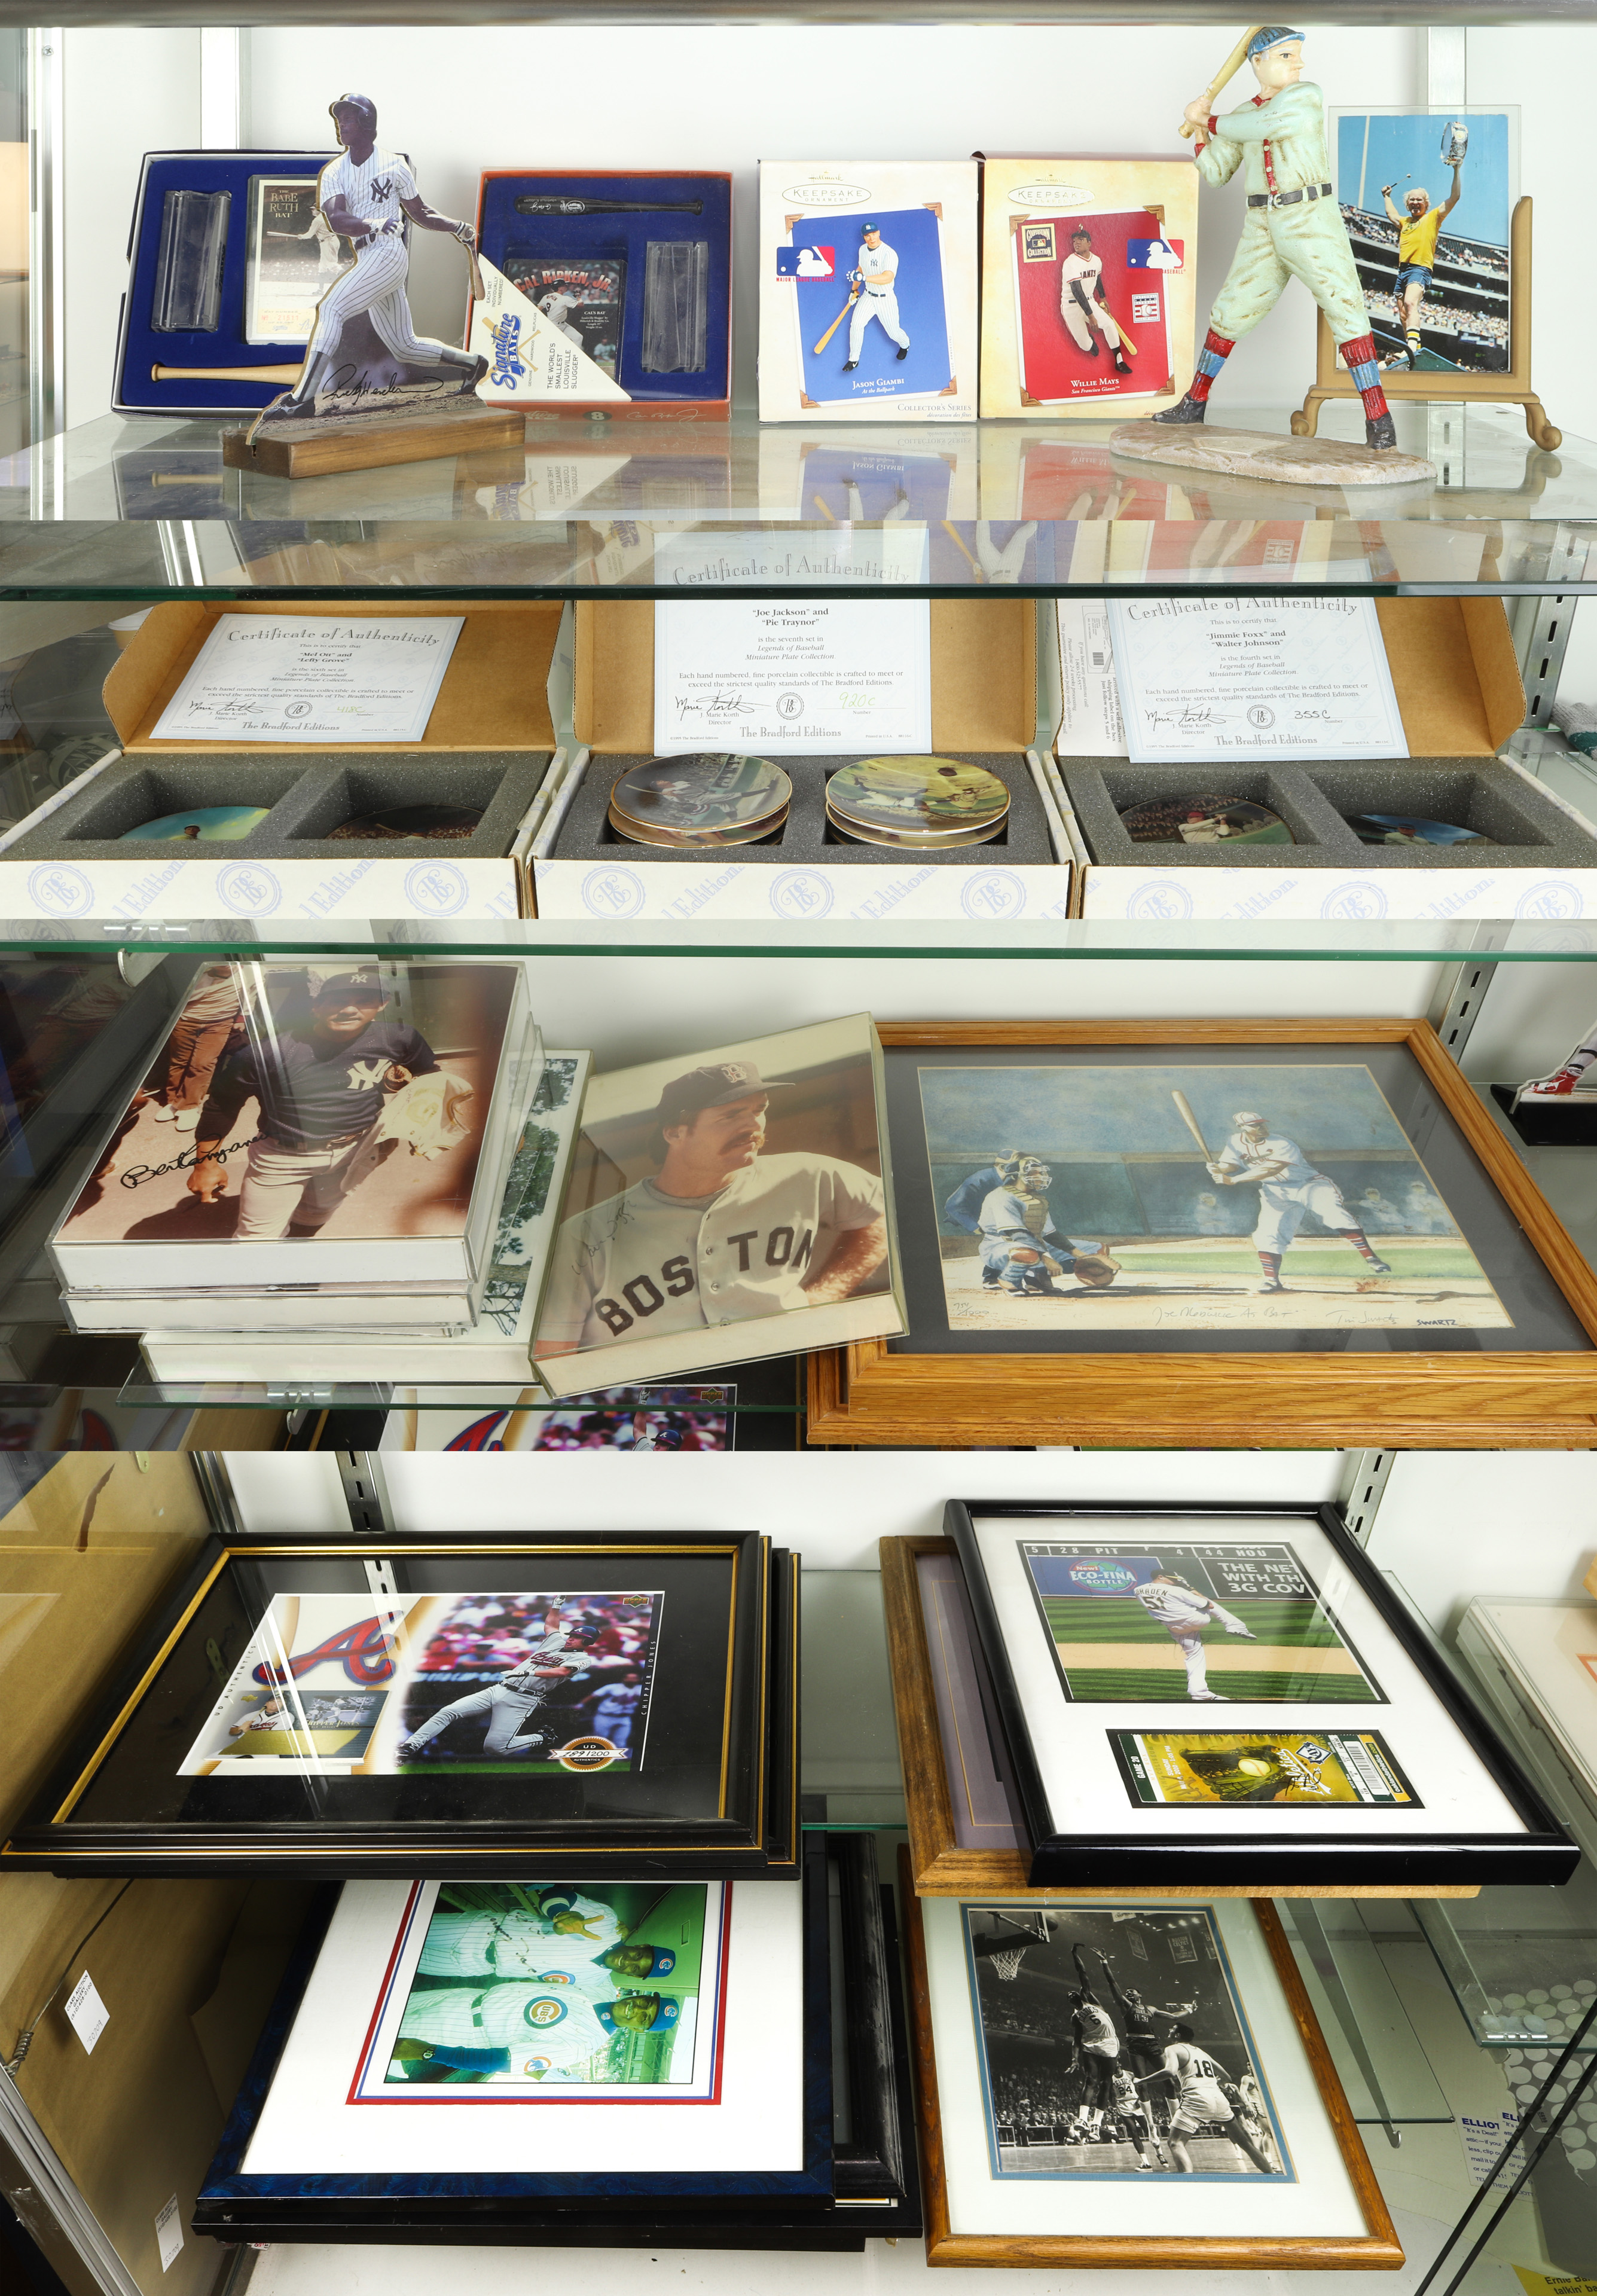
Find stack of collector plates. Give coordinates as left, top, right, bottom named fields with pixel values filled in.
left=825, top=756, right=1009, bottom=848
left=609, top=754, right=792, bottom=847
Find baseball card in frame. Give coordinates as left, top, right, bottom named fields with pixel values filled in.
left=3, top=1532, right=791, bottom=1877
left=806, top=1021, right=1597, bottom=1451
left=1012, top=207, right=1173, bottom=407
left=946, top=1500, right=1577, bottom=1889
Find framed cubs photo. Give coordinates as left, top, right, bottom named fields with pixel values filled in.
left=905, top=1873, right=1403, bottom=2268
left=945, top=1500, right=1575, bottom=1891
left=3, top=1532, right=797, bottom=1878
left=806, top=1021, right=1597, bottom=1448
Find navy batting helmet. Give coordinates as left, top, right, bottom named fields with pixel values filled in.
left=330, top=92, right=377, bottom=129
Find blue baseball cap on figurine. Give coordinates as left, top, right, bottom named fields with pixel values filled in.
left=596, top=1993, right=680, bottom=2035
left=1247, top=26, right=1303, bottom=56
left=859, top=220, right=881, bottom=234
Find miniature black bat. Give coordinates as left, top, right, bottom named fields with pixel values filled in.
left=513, top=197, right=703, bottom=216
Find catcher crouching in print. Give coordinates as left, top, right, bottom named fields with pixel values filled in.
left=945, top=1152, right=1119, bottom=1297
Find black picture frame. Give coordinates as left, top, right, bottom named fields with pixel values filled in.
left=4, top=1531, right=796, bottom=1879
left=947, top=1498, right=1578, bottom=1890
left=191, top=1829, right=920, bottom=2248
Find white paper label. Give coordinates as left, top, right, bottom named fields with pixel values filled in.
left=151, top=616, right=465, bottom=744
left=1055, top=600, right=1126, bottom=757
left=63, top=1970, right=109, bottom=2055
left=469, top=257, right=631, bottom=405
left=1106, top=596, right=1409, bottom=764
left=653, top=597, right=932, bottom=755
left=154, top=2194, right=184, bottom=2273
left=1460, top=2108, right=1523, bottom=2193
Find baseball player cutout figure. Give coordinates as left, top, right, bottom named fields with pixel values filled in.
left=1134, top=1568, right=1256, bottom=1702
left=269, top=93, right=487, bottom=419
left=1382, top=149, right=1464, bottom=369
left=843, top=221, right=911, bottom=373
left=1059, top=227, right=1133, bottom=377
left=396, top=1614, right=593, bottom=1760
left=1207, top=1109, right=1393, bottom=1293
left=1153, top=2023, right=1277, bottom=2175
left=1514, top=1016, right=1597, bottom=1106
left=538, top=1058, right=888, bottom=1356
left=1156, top=29, right=1397, bottom=449
left=948, top=1153, right=1117, bottom=1297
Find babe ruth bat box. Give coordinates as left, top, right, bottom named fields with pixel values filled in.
left=530, top=1013, right=905, bottom=1397
left=977, top=157, right=1200, bottom=420
left=115, top=150, right=363, bottom=416
left=759, top=161, right=978, bottom=423
left=4, top=1528, right=799, bottom=1878
left=474, top=171, right=731, bottom=416
left=943, top=1500, right=1577, bottom=1891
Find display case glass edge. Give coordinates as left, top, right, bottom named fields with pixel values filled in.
left=945, top=1498, right=1577, bottom=1890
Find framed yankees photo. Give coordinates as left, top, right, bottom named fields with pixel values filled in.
left=4, top=1532, right=799, bottom=1877
left=806, top=1020, right=1597, bottom=1448
left=945, top=1501, right=1574, bottom=1891
left=904, top=1869, right=1403, bottom=2268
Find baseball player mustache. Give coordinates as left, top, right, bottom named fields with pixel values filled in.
left=514, top=197, right=704, bottom=216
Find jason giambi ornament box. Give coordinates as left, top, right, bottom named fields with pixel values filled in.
left=758, top=163, right=978, bottom=425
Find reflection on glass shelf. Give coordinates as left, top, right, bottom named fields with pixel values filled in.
left=801, top=1571, right=906, bottom=1831
left=1279, top=1900, right=1454, bottom=2131
left=1415, top=1881, right=1597, bottom=2052
left=0, top=402, right=1592, bottom=599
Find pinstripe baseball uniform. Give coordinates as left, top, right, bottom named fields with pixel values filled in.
left=306, top=148, right=454, bottom=370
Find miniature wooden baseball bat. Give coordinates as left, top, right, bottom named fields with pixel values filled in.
left=1179, top=23, right=1268, bottom=139
left=152, top=362, right=303, bottom=382
left=514, top=197, right=704, bottom=215
left=813, top=289, right=859, bottom=355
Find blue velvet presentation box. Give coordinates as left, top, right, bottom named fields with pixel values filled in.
left=476, top=170, right=731, bottom=417
left=115, top=150, right=339, bottom=416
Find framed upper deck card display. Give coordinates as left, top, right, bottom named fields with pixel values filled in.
left=904, top=1875, right=1403, bottom=2268
left=805, top=1021, right=1597, bottom=1449
left=4, top=1532, right=797, bottom=1878
left=946, top=1500, right=1575, bottom=1891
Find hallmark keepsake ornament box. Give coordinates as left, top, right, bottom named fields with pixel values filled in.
left=978, top=156, right=1199, bottom=421
left=758, top=163, right=978, bottom=424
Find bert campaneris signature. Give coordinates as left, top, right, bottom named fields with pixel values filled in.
left=120, top=1134, right=261, bottom=1190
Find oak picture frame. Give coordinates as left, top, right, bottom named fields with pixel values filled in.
left=808, top=1020, right=1597, bottom=1449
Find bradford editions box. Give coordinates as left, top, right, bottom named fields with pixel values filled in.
left=758, top=162, right=978, bottom=425
left=531, top=600, right=1072, bottom=923
left=0, top=602, right=569, bottom=923
left=473, top=171, right=732, bottom=420
left=977, top=155, right=1199, bottom=422
left=1048, top=596, right=1597, bottom=923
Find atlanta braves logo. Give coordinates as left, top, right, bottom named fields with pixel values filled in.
left=251, top=1616, right=397, bottom=1687
left=488, top=312, right=527, bottom=389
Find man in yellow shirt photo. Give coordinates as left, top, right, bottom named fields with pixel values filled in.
left=1382, top=152, right=1465, bottom=369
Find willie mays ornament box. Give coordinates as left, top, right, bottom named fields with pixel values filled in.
left=473, top=171, right=732, bottom=418
left=2, top=1530, right=801, bottom=1879
left=1049, top=594, right=1597, bottom=921
left=532, top=597, right=1073, bottom=922
left=0, top=601, right=567, bottom=921
left=976, top=156, right=1200, bottom=421
left=758, top=162, right=978, bottom=425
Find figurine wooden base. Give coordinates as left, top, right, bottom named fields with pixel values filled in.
left=222, top=395, right=525, bottom=480
left=1489, top=1082, right=1597, bottom=1147
left=1109, top=420, right=1435, bottom=488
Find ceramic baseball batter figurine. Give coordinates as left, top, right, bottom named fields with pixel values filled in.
left=1156, top=27, right=1397, bottom=449
left=267, top=92, right=487, bottom=420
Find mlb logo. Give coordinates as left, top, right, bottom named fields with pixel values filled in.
left=777, top=243, right=835, bottom=279
left=1128, top=236, right=1184, bottom=271
left=1021, top=223, right=1056, bottom=264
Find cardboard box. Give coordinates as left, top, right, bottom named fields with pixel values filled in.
left=978, top=155, right=1201, bottom=421
left=533, top=599, right=1071, bottom=923
left=0, top=600, right=566, bottom=922
left=1051, top=596, right=1597, bottom=922
left=758, top=161, right=978, bottom=425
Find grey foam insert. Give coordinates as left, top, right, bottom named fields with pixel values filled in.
left=14, top=749, right=551, bottom=862
left=1059, top=756, right=1597, bottom=870
left=554, top=752, right=1056, bottom=867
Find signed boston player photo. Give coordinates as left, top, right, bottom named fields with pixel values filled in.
left=921, top=1062, right=1506, bottom=1334
left=964, top=1903, right=1288, bottom=2181
left=350, top=1878, right=728, bottom=2099
left=534, top=1013, right=903, bottom=1389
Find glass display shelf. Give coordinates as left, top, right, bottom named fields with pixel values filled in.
left=4, top=402, right=1593, bottom=600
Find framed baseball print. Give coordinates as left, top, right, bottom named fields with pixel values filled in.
left=4, top=1532, right=799, bottom=1877
left=806, top=1021, right=1597, bottom=1448
left=903, top=1870, right=1403, bottom=2268
left=945, top=1500, right=1575, bottom=1891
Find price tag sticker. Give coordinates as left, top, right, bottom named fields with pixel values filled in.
left=154, top=2195, right=184, bottom=2273
left=63, top=1971, right=109, bottom=2056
